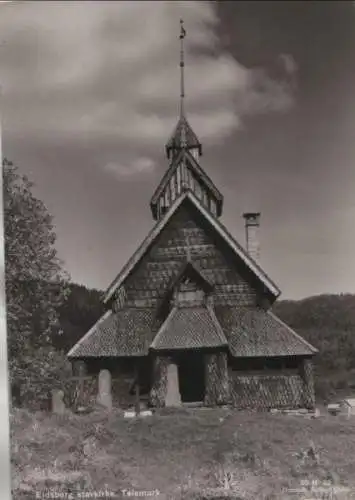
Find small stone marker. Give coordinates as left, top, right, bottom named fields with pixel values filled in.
left=165, top=363, right=181, bottom=407
left=52, top=389, right=66, bottom=415
left=124, top=410, right=137, bottom=419
left=140, top=410, right=153, bottom=417
left=124, top=409, right=153, bottom=419
left=96, top=369, right=112, bottom=410
left=312, top=408, right=321, bottom=418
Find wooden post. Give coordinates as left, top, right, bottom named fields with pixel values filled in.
left=71, top=361, right=89, bottom=407
left=298, top=358, right=315, bottom=410
left=135, top=361, right=140, bottom=416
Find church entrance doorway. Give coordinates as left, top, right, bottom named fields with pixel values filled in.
left=177, top=351, right=205, bottom=403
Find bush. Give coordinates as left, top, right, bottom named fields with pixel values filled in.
left=11, top=349, right=73, bottom=411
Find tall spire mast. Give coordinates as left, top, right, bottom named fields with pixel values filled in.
left=179, top=19, right=187, bottom=148
left=165, top=19, right=202, bottom=161
left=179, top=19, right=186, bottom=119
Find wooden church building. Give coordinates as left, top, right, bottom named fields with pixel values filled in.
left=68, top=22, right=317, bottom=410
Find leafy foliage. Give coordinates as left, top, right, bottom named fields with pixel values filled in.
left=55, top=283, right=105, bottom=353
left=3, top=158, right=70, bottom=407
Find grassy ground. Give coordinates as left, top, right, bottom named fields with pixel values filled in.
left=10, top=406, right=355, bottom=499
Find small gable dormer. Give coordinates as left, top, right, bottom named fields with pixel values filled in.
left=161, top=258, right=214, bottom=311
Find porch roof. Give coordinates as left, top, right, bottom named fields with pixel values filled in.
left=150, top=305, right=228, bottom=351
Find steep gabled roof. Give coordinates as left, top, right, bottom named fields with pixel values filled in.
left=165, top=115, right=202, bottom=158
left=150, top=304, right=227, bottom=350
left=150, top=148, right=223, bottom=219
left=214, top=306, right=318, bottom=357
left=103, top=190, right=281, bottom=304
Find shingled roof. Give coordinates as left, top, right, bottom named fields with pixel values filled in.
left=67, top=302, right=317, bottom=359
left=165, top=115, right=202, bottom=159
left=150, top=305, right=228, bottom=351
left=214, top=306, right=318, bottom=357
left=67, top=308, right=158, bottom=358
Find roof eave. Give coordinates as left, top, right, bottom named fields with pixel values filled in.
left=67, top=310, right=112, bottom=358
left=267, top=311, right=318, bottom=354
left=150, top=343, right=228, bottom=352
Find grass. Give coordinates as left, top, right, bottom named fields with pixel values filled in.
left=10, top=406, right=355, bottom=499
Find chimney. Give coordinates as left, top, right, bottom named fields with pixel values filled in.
left=243, top=212, right=260, bottom=261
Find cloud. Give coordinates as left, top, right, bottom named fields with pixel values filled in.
left=279, top=53, right=298, bottom=76
left=104, top=157, right=156, bottom=179
left=0, top=1, right=296, bottom=160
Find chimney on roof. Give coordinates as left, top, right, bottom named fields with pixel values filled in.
left=243, top=212, right=260, bottom=261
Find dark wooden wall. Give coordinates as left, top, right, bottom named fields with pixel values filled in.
left=120, top=201, right=261, bottom=309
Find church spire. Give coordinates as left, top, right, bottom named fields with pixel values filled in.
left=151, top=19, right=223, bottom=221
left=179, top=19, right=186, bottom=123
left=165, top=19, right=202, bottom=160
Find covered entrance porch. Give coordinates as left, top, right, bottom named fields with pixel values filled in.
left=149, top=349, right=230, bottom=408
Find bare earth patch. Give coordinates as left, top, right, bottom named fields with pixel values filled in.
left=10, top=407, right=355, bottom=499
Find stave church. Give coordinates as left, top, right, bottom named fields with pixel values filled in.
left=68, top=21, right=317, bottom=410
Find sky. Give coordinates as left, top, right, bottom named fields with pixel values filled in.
left=1, top=1, right=355, bottom=300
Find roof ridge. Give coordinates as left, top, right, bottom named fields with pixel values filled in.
left=206, top=303, right=229, bottom=345
left=150, top=306, right=178, bottom=349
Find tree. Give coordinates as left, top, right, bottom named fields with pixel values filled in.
left=3, top=158, right=70, bottom=407
left=55, top=283, right=105, bottom=353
